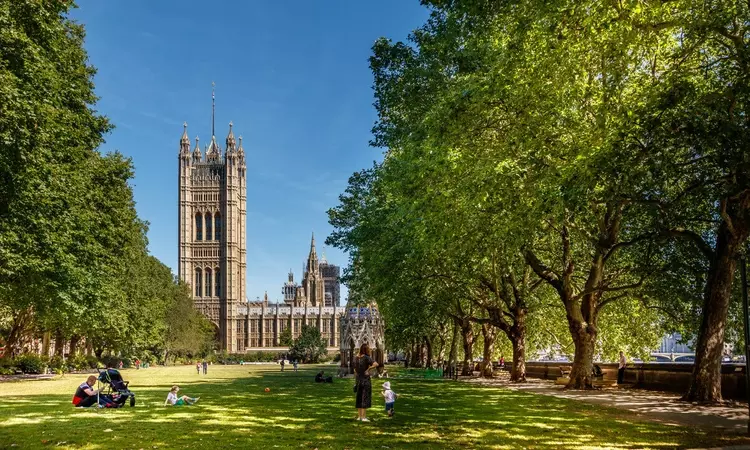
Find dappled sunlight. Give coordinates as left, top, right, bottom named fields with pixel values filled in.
left=0, top=365, right=745, bottom=449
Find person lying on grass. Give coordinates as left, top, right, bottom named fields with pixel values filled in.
left=164, top=385, right=199, bottom=406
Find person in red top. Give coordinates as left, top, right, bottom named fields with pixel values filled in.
left=72, top=375, right=103, bottom=407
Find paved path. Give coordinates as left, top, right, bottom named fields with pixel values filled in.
left=464, top=376, right=749, bottom=434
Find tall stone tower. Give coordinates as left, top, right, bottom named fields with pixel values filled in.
left=177, top=89, right=247, bottom=352
left=302, top=233, right=325, bottom=307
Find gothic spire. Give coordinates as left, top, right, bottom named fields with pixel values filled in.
left=226, top=121, right=236, bottom=151
left=180, top=122, right=190, bottom=155
left=307, top=232, right=319, bottom=272
left=192, top=136, right=202, bottom=162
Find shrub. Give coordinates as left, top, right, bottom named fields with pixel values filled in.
left=332, top=353, right=341, bottom=363
left=15, top=354, right=47, bottom=374
left=48, top=355, right=66, bottom=372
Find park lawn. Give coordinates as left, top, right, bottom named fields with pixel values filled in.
left=0, top=365, right=746, bottom=449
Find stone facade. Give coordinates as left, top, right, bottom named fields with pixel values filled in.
left=178, top=120, right=246, bottom=352
left=177, top=101, right=345, bottom=352
left=339, top=304, right=386, bottom=375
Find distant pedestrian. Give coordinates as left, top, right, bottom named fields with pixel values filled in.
left=618, top=351, right=627, bottom=384
left=280, top=359, right=285, bottom=372
left=202, top=360, right=208, bottom=375
left=196, top=361, right=201, bottom=374
left=135, top=359, right=141, bottom=370
left=293, top=360, right=298, bottom=372
left=499, top=356, right=505, bottom=368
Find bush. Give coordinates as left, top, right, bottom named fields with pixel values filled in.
left=332, top=353, right=341, bottom=363
left=14, top=354, right=47, bottom=374
left=0, top=357, right=17, bottom=375
left=48, top=355, right=66, bottom=372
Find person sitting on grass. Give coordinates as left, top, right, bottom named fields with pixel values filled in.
left=315, top=371, right=333, bottom=383
left=164, top=385, right=199, bottom=406
left=72, top=375, right=113, bottom=408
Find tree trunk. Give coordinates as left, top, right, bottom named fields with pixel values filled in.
left=448, top=320, right=458, bottom=365
left=42, top=332, right=51, bottom=357
left=424, top=336, right=433, bottom=369
left=481, top=323, right=496, bottom=378
left=459, top=318, right=475, bottom=376
left=54, top=330, right=65, bottom=357
left=69, top=335, right=81, bottom=356
left=5, top=308, right=33, bottom=357
left=510, top=309, right=527, bottom=382
left=410, top=340, right=420, bottom=368
left=685, top=210, right=749, bottom=403
left=567, top=326, right=596, bottom=389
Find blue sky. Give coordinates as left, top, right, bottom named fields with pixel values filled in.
left=71, top=1, right=429, bottom=303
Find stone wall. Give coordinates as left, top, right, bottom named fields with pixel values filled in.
left=524, top=361, right=748, bottom=400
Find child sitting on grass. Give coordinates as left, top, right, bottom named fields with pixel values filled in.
left=381, top=381, right=398, bottom=417
left=164, top=385, right=200, bottom=406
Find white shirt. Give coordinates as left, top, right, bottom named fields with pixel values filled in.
left=383, top=389, right=397, bottom=403
left=166, top=392, right=178, bottom=405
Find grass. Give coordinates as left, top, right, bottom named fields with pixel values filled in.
left=0, top=364, right=746, bottom=449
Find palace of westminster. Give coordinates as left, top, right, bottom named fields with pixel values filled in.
left=177, top=112, right=347, bottom=353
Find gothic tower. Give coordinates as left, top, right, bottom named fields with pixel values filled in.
left=302, top=233, right=325, bottom=307
left=177, top=89, right=247, bottom=352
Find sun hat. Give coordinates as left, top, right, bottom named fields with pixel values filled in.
left=383, top=382, right=391, bottom=390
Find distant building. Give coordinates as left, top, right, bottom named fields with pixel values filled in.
left=320, top=257, right=341, bottom=307
left=281, top=235, right=342, bottom=308
left=657, top=333, right=694, bottom=354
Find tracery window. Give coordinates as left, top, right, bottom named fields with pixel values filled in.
left=205, top=213, right=212, bottom=241
left=214, top=213, right=222, bottom=241
left=195, top=213, right=203, bottom=241
left=215, top=268, right=221, bottom=297
left=205, top=269, right=213, bottom=297
left=195, top=268, right=202, bottom=297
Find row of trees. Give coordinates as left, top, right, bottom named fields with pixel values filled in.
left=0, top=1, right=214, bottom=363
left=327, top=0, right=750, bottom=403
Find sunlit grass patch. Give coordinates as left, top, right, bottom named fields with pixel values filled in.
left=0, top=364, right=746, bottom=449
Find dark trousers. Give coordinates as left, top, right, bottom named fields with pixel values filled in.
left=203, top=366, right=207, bottom=374
left=617, top=367, right=625, bottom=384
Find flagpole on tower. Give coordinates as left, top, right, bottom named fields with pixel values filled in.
left=211, top=81, right=216, bottom=138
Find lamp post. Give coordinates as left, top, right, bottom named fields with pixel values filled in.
left=741, top=254, right=750, bottom=435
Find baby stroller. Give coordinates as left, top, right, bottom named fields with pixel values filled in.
left=97, top=367, right=136, bottom=407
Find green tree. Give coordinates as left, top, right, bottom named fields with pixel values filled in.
left=279, top=327, right=293, bottom=347
left=289, top=325, right=327, bottom=364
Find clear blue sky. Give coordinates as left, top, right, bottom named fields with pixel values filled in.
left=71, top=1, right=429, bottom=303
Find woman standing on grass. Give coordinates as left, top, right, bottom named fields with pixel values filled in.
left=354, top=343, right=378, bottom=422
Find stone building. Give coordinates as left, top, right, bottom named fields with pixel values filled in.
left=339, top=302, right=386, bottom=375
left=177, top=93, right=344, bottom=352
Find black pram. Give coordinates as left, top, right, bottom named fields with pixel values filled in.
left=97, top=368, right=136, bottom=407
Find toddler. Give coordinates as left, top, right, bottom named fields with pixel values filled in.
left=381, top=381, right=398, bottom=417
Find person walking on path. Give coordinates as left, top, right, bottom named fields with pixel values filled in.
left=618, top=351, right=627, bottom=384
left=202, top=360, right=208, bottom=375
left=293, top=360, right=298, bottom=372
left=354, top=342, right=379, bottom=422
left=196, top=361, right=201, bottom=374
left=280, top=358, right=285, bottom=372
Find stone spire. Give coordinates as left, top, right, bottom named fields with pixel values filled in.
left=192, top=136, right=202, bottom=163
left=225, top=121, right=236, bottom=152
left=237, top=135, right=245, bottom=165
left=180, top=122, right=190, bottom=158
left=206, top=135, right=220, bottom=162
left=307, top=232, right=319, bottom=273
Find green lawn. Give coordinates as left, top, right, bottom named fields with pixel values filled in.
left=0, top=364, right=745, bottom=449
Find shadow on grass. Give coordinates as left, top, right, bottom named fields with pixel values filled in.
left=0, top=365, right=746, bottom=449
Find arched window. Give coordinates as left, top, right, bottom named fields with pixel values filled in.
left=195, top=268, right=202, bottom=297
left=195, top=213, right=203, bottom=241
left=205, top=213, right=212, bottom=241
left=205, top=268, right=212, bottom=297
left=214, top=213, right=222, bottom=241
left=215, top=268, right=221, bottom=297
